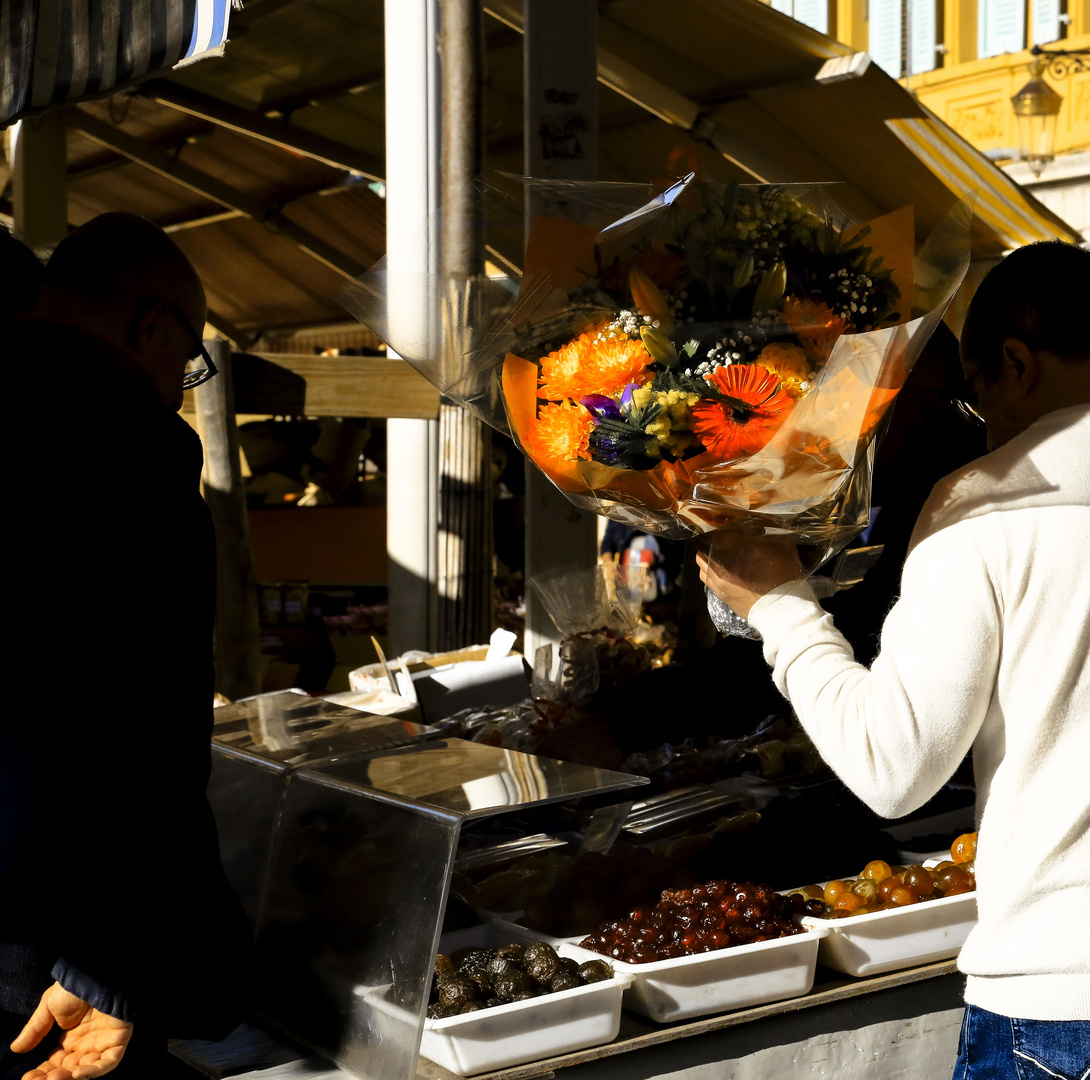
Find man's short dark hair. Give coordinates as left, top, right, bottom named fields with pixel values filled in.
left=43, top=211, right=200, bottom=306
left=961, top=240, right=1090, bottom=377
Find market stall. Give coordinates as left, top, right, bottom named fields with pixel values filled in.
left=192, top=666, right=979, bottom=1080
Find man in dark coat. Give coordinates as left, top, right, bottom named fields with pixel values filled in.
left=1, top=214, right=250, bottom=1079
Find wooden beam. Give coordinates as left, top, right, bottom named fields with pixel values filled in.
left=260, top=73, right=385, bottom=117
left=181, top=353, right=441, bottom=419
left=204, top=310, right=255, bottom=351
left=136, top=79, right=384, bottom=180
left=11, top=112, right=68, bottom=251
left=67, top=110, right=367, bottom=280
left=66, top=122, right=215, bottom=183
left=158, top=175, right=375, bottom=235
left=192, top=340, right=263, bottom=701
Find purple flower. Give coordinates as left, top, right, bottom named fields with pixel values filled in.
left=580, top=394, right=621, bottom=421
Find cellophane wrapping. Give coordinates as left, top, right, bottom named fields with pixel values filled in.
left=340, top=171, right=970, bottom=568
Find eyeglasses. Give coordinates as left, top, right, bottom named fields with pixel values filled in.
left=951, top=397, right=986, bottom=428
left=950, top=369, right=986, bottom=429
left=169, top=303, right=219, bottom=390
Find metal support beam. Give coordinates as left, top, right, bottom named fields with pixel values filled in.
left=68, top=111, right=366, bottom=280
left=136, top=79, right=385, bottom=180
left=437, top=0, right=493, bottom=649
left=384, top=0, right=442, bottom=656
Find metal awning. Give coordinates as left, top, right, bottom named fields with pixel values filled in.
left=1, top=0, right=1080, bottom=343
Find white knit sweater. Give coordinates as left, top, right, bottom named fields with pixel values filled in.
left=747, top=404, right=1090, bottom=1021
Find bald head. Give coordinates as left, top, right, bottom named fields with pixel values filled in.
left=43, top=212, right=204, bottom=318
left=34, top=213, right=208, bottom=409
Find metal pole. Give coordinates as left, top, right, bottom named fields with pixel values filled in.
left=384, top=0, right=441, bottom=655
left=437, top=0, right=493, bottom=648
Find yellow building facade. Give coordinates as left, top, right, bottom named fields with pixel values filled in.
left=770, top=0, right=1090, bottom=238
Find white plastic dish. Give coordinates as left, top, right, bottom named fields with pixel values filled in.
left=420, top=923, right=632, bottom=1076
left=800, top=889, right=978, bottom=977
left=796, top=854, right=978, bottom=977
left=497, top=917, right=826, bottom=1024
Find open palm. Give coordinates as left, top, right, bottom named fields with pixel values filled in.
left=10, top=983, right=133, bottom=1080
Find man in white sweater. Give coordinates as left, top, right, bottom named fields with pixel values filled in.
left=698, top=240, right=1089, bottom=1077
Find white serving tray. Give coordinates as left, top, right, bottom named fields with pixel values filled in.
left=496, top=917, right=826, bottom=1024
left=800, top=888, right=977, bottom=977
left=420, top=923, right=632, bottom=1076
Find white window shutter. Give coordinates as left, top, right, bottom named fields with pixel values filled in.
left=980, top=0, right=1026, bottom=57
left=770, top=0, right=794, bottom=14
left=793, top=0, right=829, bottom=33
left=870, top=0, right=904, bottom=77
left=908, top=0, right=938, bottom=74
left=1032, top=0, right=1062, bottom=45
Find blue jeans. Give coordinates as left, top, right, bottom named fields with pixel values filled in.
left=953, top=1004, right=1090, bottom=1079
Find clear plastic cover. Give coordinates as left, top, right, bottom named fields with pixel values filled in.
left=341, top=173, right=971, bottom=557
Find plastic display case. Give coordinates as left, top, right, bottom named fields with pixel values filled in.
left=207, top=692, right=646, bottom=1080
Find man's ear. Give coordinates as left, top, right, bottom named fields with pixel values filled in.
left=1000, top=337, right=1041, bottom=397
left=125, top=296, right=166, bottom=354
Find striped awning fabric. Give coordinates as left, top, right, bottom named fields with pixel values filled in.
left=0, top=0, right=236, bottom=128
left=886, top=111, right=1079, bottom=250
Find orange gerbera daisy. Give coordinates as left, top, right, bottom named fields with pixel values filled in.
left=525, top=399, right=594, bottom=464
left=539, top=328, right=655, bottom=400
left=782, top=296, right=846, bottom=365
left=692, top=364, right=794, bottom=459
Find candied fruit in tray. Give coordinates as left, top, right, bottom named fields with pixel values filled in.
left=429, top=940, right=613, bottom=1016
left=794, top=834, right=977, bottom=918
left=576, top=877, right=805, bottom=964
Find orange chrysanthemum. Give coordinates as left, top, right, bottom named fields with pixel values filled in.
left=692, top=363, right=794, bottom=459
left=782, top=296, right=846, bottom=365
left=525, top=399, right=594, bottom=464
left=755, top=342, right=812, bottom=398
left=539, top=328, right=655, bottom=400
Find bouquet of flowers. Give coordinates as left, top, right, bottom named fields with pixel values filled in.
left=340, top=172, right=970, bottom=631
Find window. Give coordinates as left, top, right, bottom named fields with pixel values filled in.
left=1032, top=0, right=1064, bottom=45
left=869, top=0, right=941, bottom=77
left=979, top=0, right=1025, bottom=56
left=771, top=0, right=829, bottom=35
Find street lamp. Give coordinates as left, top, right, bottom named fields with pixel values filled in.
left=1011, top=46, right=1089, bottom=179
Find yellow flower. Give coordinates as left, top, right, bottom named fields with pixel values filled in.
left=755, top=342, right=813, bottom=398
left=539, top=327, right=655, bottom=400
left=525, top=400, right=594, bottom=463
left=643, top=389, right=700, bottom=449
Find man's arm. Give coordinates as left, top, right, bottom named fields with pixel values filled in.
left=700, top=523, right=999, bottom=818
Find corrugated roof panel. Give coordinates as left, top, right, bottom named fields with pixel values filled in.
left=173, top=215, right=353, bottom=331
left=6, top=0, right=1075, bottom=335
